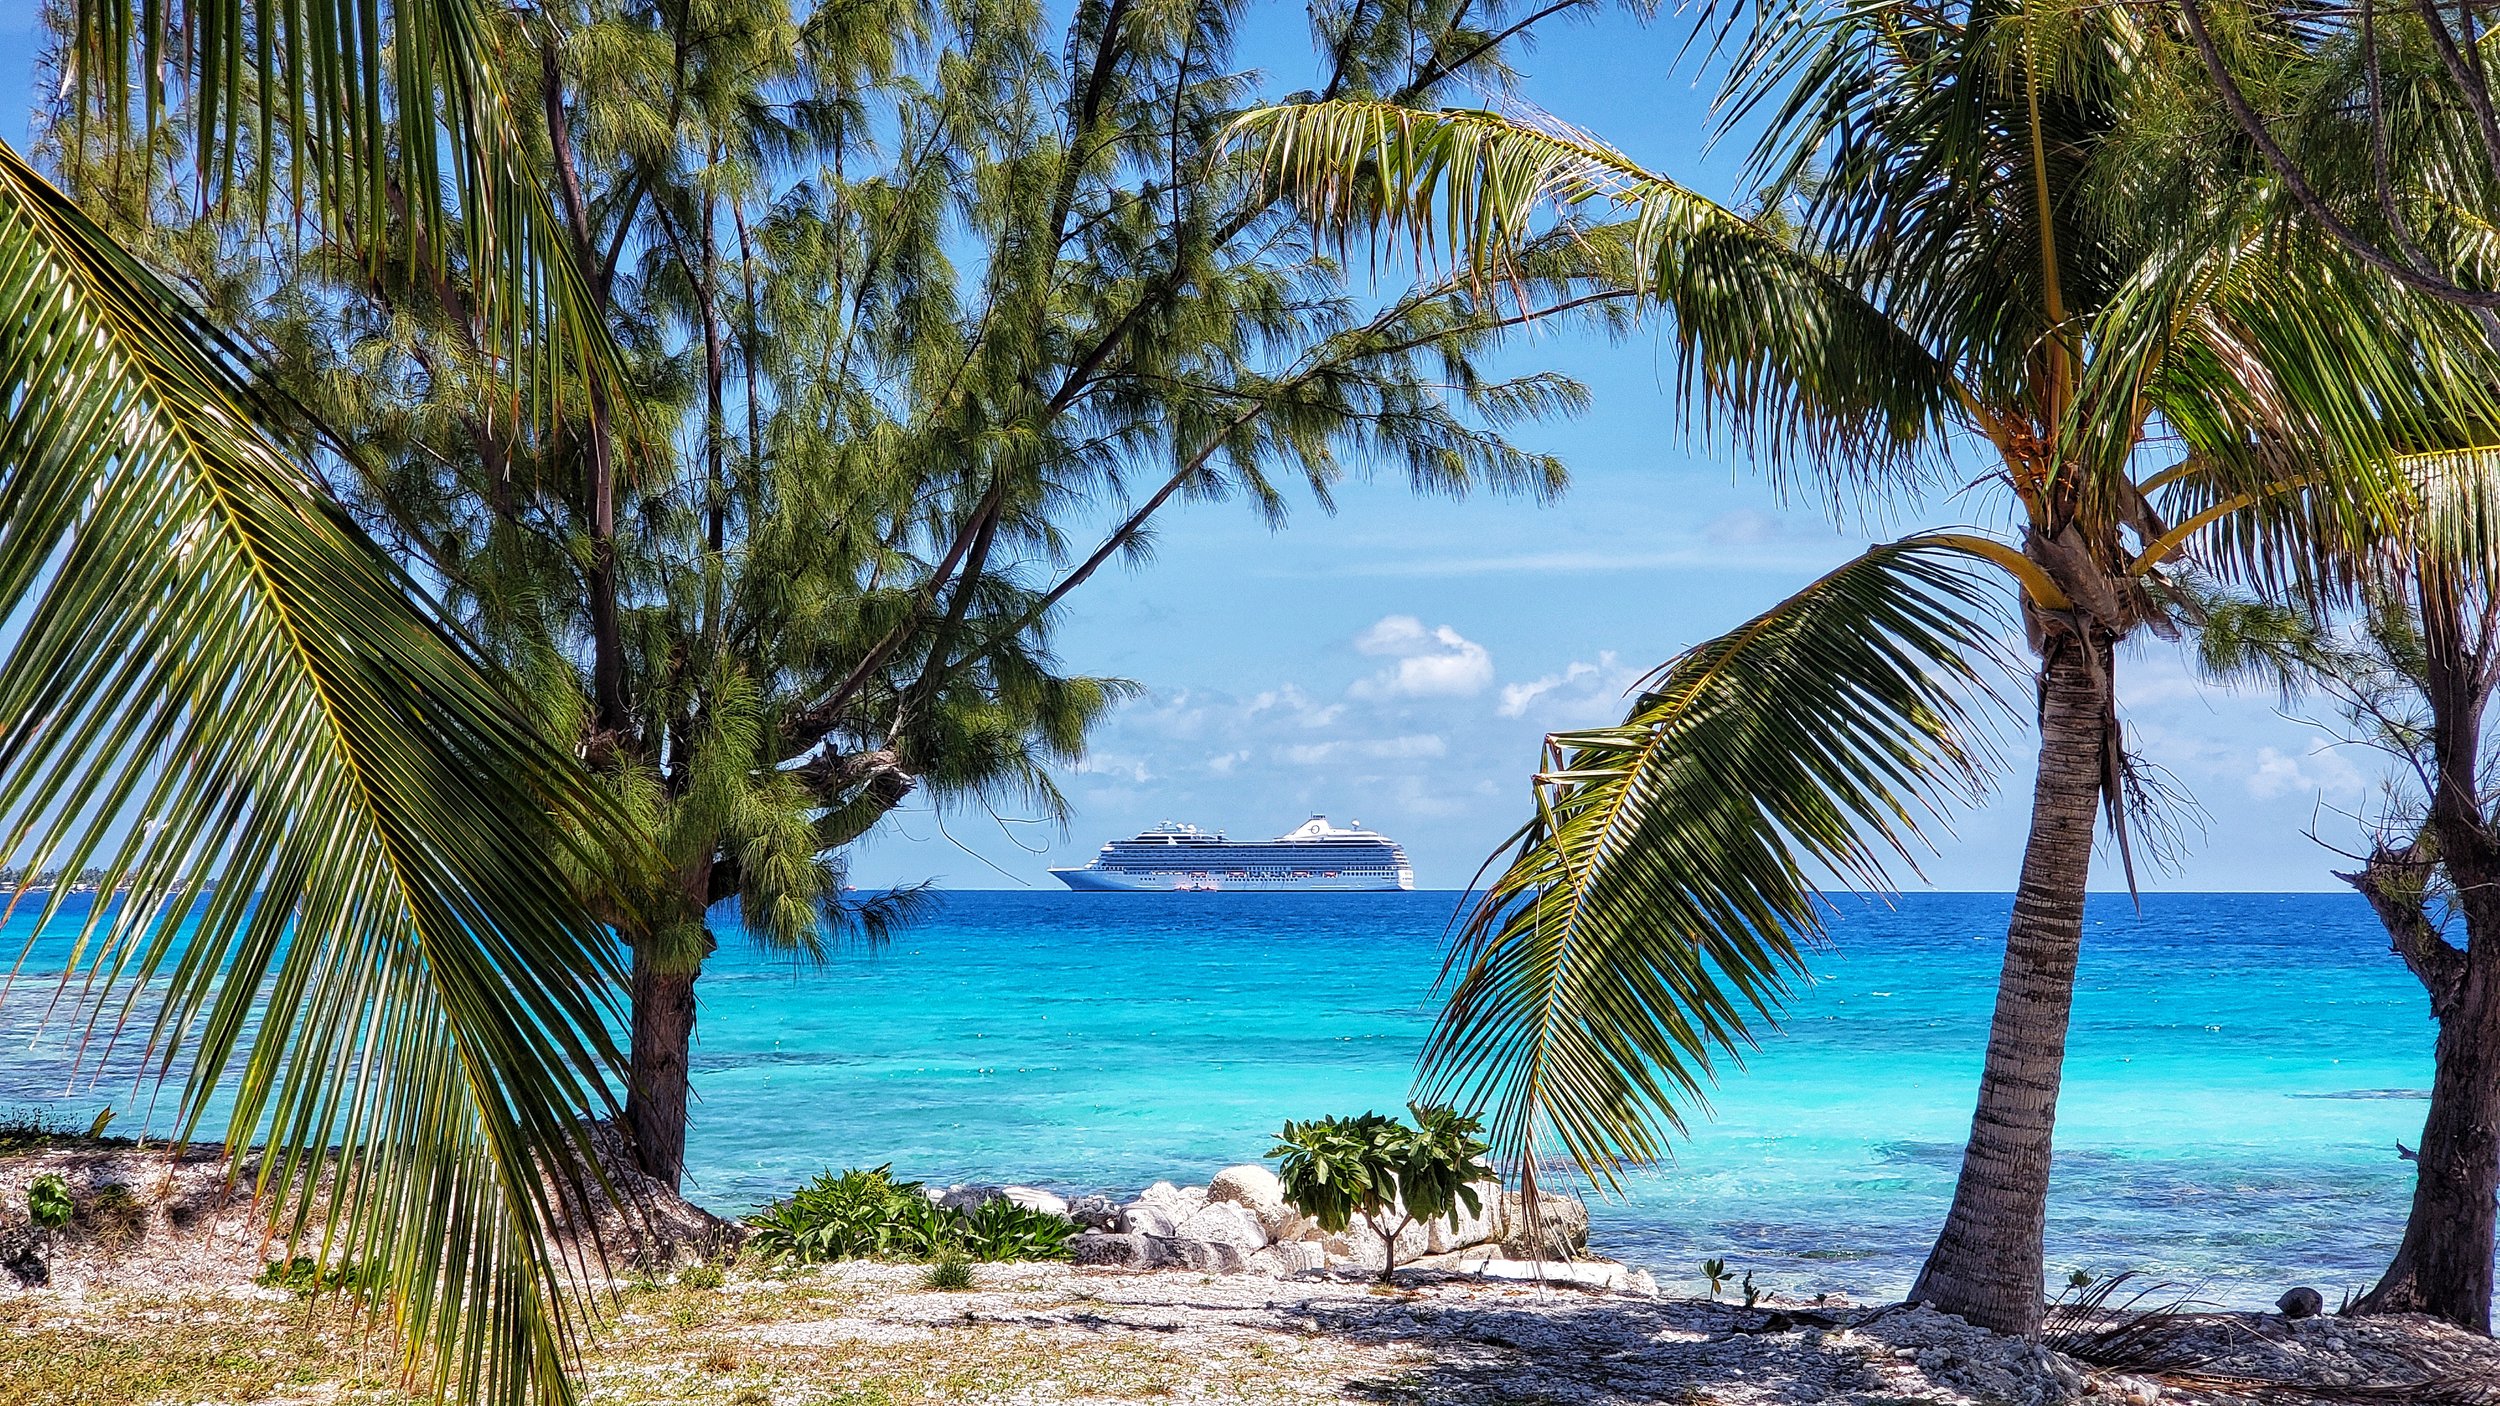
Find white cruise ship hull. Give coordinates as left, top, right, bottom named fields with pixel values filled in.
left=1051, top=867, right=1410, bottom=892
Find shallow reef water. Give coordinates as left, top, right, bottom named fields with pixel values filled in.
left=3, top=888, right=2432, bottom=1307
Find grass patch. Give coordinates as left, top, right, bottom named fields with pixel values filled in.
left=0, top=1294, right=405, bottom=1406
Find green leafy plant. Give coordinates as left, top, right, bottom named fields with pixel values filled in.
left=2068, top=1269, right=2095, bottom=1290
left=1741, top=1271, right=1761, bottom=1309
left=679, top=1263, right=726, bottom=1291
left=256, top=1255, right=386, bottom=1298
left=1270, top=1103, right=1493, bottom=1283
left=921, top=1253, right=976, bottom=1291
left=744, top=1168, right=1076, bottom=1265
left=26, top=1175, right=71, bottom=1233
left=1701, top=1258, right=1730, bottom=1298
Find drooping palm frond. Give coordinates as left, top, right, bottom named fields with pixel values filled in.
left=1228, top=99, right=1968, bottom=498
left=1420, top=539, right=2012, bottom=1195
left=63, top=0, right=621, bottom=422
left=0, top=142, right=637, bottom=1406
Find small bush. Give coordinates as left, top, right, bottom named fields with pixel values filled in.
left=26, top=1175, right=72, bottom=1232
left=81, top=1183, right=146, bottom=1250
left=745, top=1167, right=1075, bottom=1265
left=257, top=1255, right=385, bottom=1298
left=1270, top=1102, right=1492, bottom=1283
left=920, top=1254, right=975, bottom=1291
left=679, top=1262, right=726, bottom=1291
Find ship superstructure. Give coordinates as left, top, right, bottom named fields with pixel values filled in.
left=1050, top=816, right=1414, bottom=891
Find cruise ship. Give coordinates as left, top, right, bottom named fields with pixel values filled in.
left=1051, top=816, right=1415, bottom=891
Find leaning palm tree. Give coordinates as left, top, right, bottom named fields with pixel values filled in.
left=1235, top=0, right=2496, bottom=1334
left=0, top=4, right=642, bottom=1404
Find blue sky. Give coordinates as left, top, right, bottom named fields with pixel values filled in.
left=0, top=6, right=2371, bottom=892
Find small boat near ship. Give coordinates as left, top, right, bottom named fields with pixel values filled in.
left=1050, top=815, right=1415, bottom=892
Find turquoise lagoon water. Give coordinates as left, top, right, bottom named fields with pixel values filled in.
left=0, top=890, right=2436, bottom=1307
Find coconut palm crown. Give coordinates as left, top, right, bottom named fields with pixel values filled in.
left=1234, top=0, right=2498, bottom=1335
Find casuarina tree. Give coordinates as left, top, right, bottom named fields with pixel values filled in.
left=2197, top=546, right=2500, bottom=1333
left=46, top=0, right=1630, bottom=1191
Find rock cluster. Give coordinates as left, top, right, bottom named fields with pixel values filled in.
left=1020, top=1163, right=1606, bottom=1281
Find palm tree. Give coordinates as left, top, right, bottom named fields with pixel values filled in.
left=1234, top=0, right=2494, bottom=1334
left=2, top=3, right=645, bottom=1403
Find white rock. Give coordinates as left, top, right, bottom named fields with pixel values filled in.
left=1176, top=1200, right=1269, bottom=1254
left=935, top=1182, right=1005, bottom=1213
left=1206, top=1163, right=1310, bottom=1239
left=1119, top=1201, right=1183, bottom=1238
left=1423, top=1179, right=1504, bottom=1254
left=1326, top=1218, right=1432, bottom=1273
left=1000, top=1185, right=1067, bottom=1218
left=1244, top=1241, right=1326, bottom=1277
left=1440, top=1255, right=1650, bottom=1293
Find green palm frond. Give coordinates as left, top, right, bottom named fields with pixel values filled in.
left=0, top=142, right=635, bottom=1406
left=1421, top=540, right=2013, bottom=1194
left=64, top=0, right=620, bottom=421
left=1229, top=99, right=1968, bottom=494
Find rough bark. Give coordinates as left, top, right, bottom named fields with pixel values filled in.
left=626, top=941, right=701, bottom=1193
left=2349, top=959, right=2500, bottom=1331
left=1909, top=631, right=2112, bottom=1337
left=2350, top=567, right=2500, bottom=1333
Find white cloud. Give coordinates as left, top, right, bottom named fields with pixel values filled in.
left=1498, top=651, right=1644, bottom=723
left=2246, top=745, right=2366, bottom=801
left=1205, top=749, right=1251, bottom=775
left=1247, top=683, right=1344, bottom=729
left=1349, top=616, right=1494, bottom=699
left=1362, top=734, right=1447, bottom=759
left=1071, top=752, right=1155, bottom=783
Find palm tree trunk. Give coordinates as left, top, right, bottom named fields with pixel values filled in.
left=2349, top=967, right=2500, bottom=1331
left=1910, top=631, right=2111, bottom=1336
left=626, top=941, right=700, bottom=1192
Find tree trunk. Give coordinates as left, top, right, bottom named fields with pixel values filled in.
left=626, top=940, right=701, bottom=1192
left=2350, top=964, right=2500, bottom=1331
left=2349, top=563, right=2500, bottom=1333
left=1909, top=632, right=2112, bottom=1336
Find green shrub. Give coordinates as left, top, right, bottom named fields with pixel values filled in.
left=920, top=1253, right=975, bottom=1291
left=1270, top=1102, right=1493, bottom=1283
left=256, top=1255, right=385, bottom=1298
left=679, top=1262, right=726, bottom=1291
left=744, top=1167, right=1076, bottom=1265
left=947, top=1196, right=1080, bottom=1262
left=26, top=1174, right=72, bottom=1232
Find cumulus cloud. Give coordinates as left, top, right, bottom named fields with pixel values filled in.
left=1349, top=616, right=1494, bottom=699
left=2246, top=744, right=2366, bottom=801
left=1498, top=651, right=1644, bottom=722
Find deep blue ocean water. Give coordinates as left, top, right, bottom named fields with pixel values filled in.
left=0, top=889, right=2435, bottom=1307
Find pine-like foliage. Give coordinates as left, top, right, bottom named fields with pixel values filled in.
left=40, top=0, right=1631, bottom=1191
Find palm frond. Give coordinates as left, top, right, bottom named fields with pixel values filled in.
left=1228, top=98, right=1968, bottom=499
left=0, top=141, right=635, bottom=1406
left=63, top=0, right=620, bottom=425
left=1420, top=539, right=2012, bottom=1194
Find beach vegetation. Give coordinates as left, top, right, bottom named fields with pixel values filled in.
left=37, top=0, right=1619, bottom=1209
left=678, top=1262, right=727, bottom=1291
left=2, top=2, right=659, bottom=1401
left=2196, top=570, right=2500, bottom=1333
left=77, top=1183, right=144, bottom=1251
left=1270, top=1103, right=1492, bottom=1283
left=1701, top=1258, right=1730, bottom=1299
left=744, top=1168, right=1078, bottom=1264
left=1233, top=0, right=2500, bottom=1334
left=920, top=1254, right=977, bottom=1291
left=25, top=1175, right=70, bottom=1233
